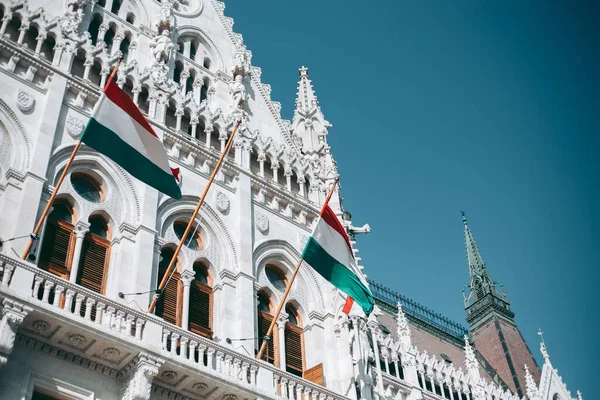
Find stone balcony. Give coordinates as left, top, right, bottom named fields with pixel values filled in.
left=0, top=254, right=347, bottom=400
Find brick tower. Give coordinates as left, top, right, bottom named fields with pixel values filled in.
left=461, top=213, right=541, bottom=397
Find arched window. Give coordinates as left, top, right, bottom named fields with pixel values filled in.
left=284, top=306, right=304, bottom=377
left=77, top=215, right=110, bottom=293
left=119, top=33, right=131, bottom=61
left=24, top=24, right=38, bottom=51
left=89, top=14, right=102, bottom=45
left=265, top=264, right=287, bottom=291
left=189, top=260, right=212, bottom=338
left=165, top=100, right=178, bottom=130
left=104, top=24, right=117, bottom=52
left=71, top=49, right=86, bottom=79
left=123, top=77, right=135, bottom=100
left=71, top=173, right=103, bottom=203
left=203, top=57, right=211, bottom=70
left=6, top=15, right=21, bottom=42
left=96, top=0, right=106, bottom=7
left=257, top=291, right=276, bottom=365
left=40, top=34, right=56, bottom=63
left=189, top=40, right=198, bottom=61
left=173, top=60, right=183, bottom=84
left=38, top=201, right=75, bottom=279
left=126, top=12, right=135, bottom=25
left=200, top=78, right=209, bottom=102
left=138, top=85, right=150, bottom=114
left=89, top=58, right=103, bottom=87
left=155, top=246, right=181, bottom=325
left=110, top=0, right=122, bottom=15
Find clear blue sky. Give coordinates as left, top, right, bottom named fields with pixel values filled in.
left=226, top=0, right=598, bottom=396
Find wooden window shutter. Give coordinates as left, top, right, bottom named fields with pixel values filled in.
left=285, top=323, right=304, bottom=376
left=189, top=281, right=212, bottom=338
left=303, top=363, right=324, bottom=386
left=77, top=234, right=110, bottom=294
left=156, top=265, right=181, bottom=326
left=39, top=220, right=74, bottom=279
left=258, top=311, right=276, bottom=365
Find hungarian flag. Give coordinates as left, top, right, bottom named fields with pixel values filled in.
left=302, top=205, right=374, bottom=316
left=81, top=75, right=182, bottom=199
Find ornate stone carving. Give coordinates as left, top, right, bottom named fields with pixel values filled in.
left=216, top=191, right=229, bottom=213
left=150, top=30, right=176, bottom=64
left=66, top=115, right=85, bottom=139
left=0, top=299, right=31, bottom=368
left=32, top=320, right=50, bottom=333
left=222, top=395, right=237, bottom=400
left=67, top=333, right=87, bottom=347
left=121, top=353, right=163, bottom=400
left=16, top=90, right=35, bottom=113
left=103, top=347, right=121, bottom=359
left=229, top=74, right=247, bottom=111
left=161, top=370, right=178, bottom=382
left=230, top=45, right=251, bottom=77
left=191, top=382, right=208, bottom=394
left=256, top=213, right=269, bottom=233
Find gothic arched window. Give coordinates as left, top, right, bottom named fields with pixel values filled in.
left=110, top=0, right=122, bottom=15
left=6, top=15, right=21, bottom=43
left=284, top=306, right=304, bottom=377
left=24, top=24, right=39, bottom=51
left=189, top=260, right=212, bottom=338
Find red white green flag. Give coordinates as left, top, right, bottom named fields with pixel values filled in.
left=81, top=75, right=182, bottom=199
left=301, top=205, right=374, bottom=316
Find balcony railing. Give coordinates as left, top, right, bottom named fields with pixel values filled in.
left=368, top=279, right=469, bottom=340
left=0, top=254, right=346, bottom=400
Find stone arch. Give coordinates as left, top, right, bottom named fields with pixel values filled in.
left=0, top=98, right=31, bottom=175
left=253, top=239, right=326, bottom=312
left=175, top=25, right=224, bottom=72
left=157, top=195, right=238, bottom=275
left=46, top=145, right=141, bottom=227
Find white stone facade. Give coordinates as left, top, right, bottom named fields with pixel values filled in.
left=0, top=1, right=581, bottom=400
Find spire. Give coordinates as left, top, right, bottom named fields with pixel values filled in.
left=464, top=335, right=480, bottom=379
left=291, top=66, right=332, bottom=155
left=524, top=364, right=540, bottom=400
left=538, top=330, right=551, bottom=364
left=396, top=303, right=412, bottom=351
left=462, top=212, right=497, bottom=302
left=462, top=213, right=514, bottom=328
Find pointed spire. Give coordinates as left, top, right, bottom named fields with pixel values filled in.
left=524, top=364, right=539, bottom=400
left=538, top=330, right=551, bottom=364
left=291, top=66, right=332, bottom=155
left=462, top=212, right=500, bottom=303
left=464, top=335, right=480, bottom=379
left=396, top=303, right=412, bottom=351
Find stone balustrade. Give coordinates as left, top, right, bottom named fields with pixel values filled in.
left=0, top=254, right=147, bottom=341
left=0, top=254, right=347, bottom=400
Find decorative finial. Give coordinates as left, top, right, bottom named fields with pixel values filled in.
left=299, top=66, right=309, bottom=77
left=461, top=211, right=467, bottom=225
left=538, top=329, right=550, bottom=362
left=577, top=390, right=583, bottom=400
left=524, top=364, right=539, bottom=399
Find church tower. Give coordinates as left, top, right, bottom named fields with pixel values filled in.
left=462, top=213, right=541, bottom=397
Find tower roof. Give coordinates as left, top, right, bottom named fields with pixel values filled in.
left=462, top=213, right=514, bottom=328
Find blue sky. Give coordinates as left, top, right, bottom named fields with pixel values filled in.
left=226, top=0, right=598, bottom=396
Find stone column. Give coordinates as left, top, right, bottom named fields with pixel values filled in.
left=0, top=15, right=10, bottom=36
left=120, top=353, right=163, bottom=400
left=369, top=321, right=384, bottom=395
left=271, top=164, right=279, bottom=184
left=257, top=153, right=266, bottom=177
left=179, top=71, right=190, bottom=96
left=193, top=79, right=203, bottom=104
left=112, top=32, right=125, bottom=56
left=97, top=23, right=109, bottom=43
left=0, top=299, right=32, bottom=368
left=204, top=126, right=212, bottom=149
left=276, top=312, right=288, bottom=370
left=284, top=168, right=293, bottom=191
left=34, top=33, right=45, bottom=54
left=17, top=24, right=28, bottom=45
left=298, top=176, right=306, bottom=198
left=180, top=270, right=196, bottom=331
left=69, top=221, right=90, bottom=283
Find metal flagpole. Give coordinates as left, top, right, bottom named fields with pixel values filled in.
left=21, top=60, right=122, bottom=260
left=148, top=119, right=242, bottom=313
left=256, top=175, right=340, bottom=361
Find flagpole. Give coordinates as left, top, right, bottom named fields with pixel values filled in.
left=148, top=119, right=242, bottom=313
left=256, top=175, right=340, bottom=361
left=21, top=60, right=122, bottom=260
